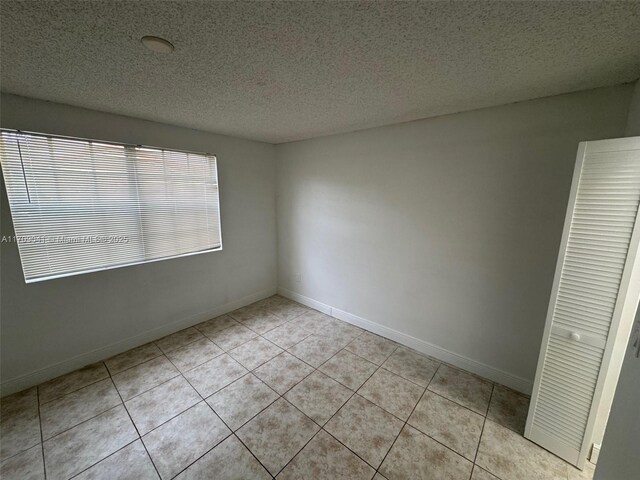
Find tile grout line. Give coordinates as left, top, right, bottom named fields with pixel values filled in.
left=373, top=360, right=435, bottom=478
left=425, top=385, right=492, bottom=419
left=6, top=297, right=538, bottom=480
left=272, top=417, right=324, bottom=477
left=38, top=374, right=109, bottom=407
left=231, top=432, right=277, bottom=479
left=1, top=298, right=300, bottom=477
left=112, top=354, right=182, bottom=402
left=36, top=384, right=47, bottom=479
left=159, top=346, right=279, bottom=479
left=106, top=351, right=165, bottom=377
left=36, top=369, right=120, bottom=438
left=153, top=327, right=206, bottom=355
left=272, top=389, right=364, bottom=476
left=40, top=369, right=157, bottom=479
left=35, top=305, right=350, bottom=409
left=161, top=311, right=303, bottom=479
left=391, top=365, right=501, bottom=479
left=239, top=323, right=378, bottom=476
left=107, top=366, right=164, bottom=480
left=66, top=438, right=141, bottom=480
left=472, top=383, right=494, bottom=464
left=143, top=347, right=227, bottom=480
left=312, top=345, right=400, bottom=472
left=394, top=363, right=497, bottom=476
left=367, top=360, right=503, bottom=478
left=253, top=396, right=324, bottom=477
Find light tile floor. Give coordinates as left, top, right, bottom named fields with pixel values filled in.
left=0, top=295, right=596, bottom=480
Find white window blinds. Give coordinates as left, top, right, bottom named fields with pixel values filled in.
left=0, top=130, right=222, bottom=283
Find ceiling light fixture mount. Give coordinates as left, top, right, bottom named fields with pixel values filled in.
left=141, top=36, right=175, bottom=54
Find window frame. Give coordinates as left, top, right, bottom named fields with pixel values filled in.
left=0, top=129, right=223, bottom=283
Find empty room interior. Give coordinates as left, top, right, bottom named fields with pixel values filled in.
left=2, top=1, right=640, bottom=480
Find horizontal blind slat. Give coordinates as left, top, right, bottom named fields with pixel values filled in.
left=0, top=130, right=222, bottom=283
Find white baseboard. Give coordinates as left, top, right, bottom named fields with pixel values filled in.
left=279, top=287, right=533, bottom=395
left=589, top=443, right=601, bottom=464
left=1, top=286, right=277, bottom=397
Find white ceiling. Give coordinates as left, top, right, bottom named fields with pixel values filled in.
left=1, top=1, right=639, bottom=144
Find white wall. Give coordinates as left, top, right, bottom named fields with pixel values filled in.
left=276, top=85, right=633, bottom=392
left=0, top=94, right=277, bottom=395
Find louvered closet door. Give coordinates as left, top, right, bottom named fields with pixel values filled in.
left=526, top=137, right=640, bottom=468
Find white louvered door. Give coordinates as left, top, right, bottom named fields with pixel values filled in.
left=525, top=137, right=640, bottom=468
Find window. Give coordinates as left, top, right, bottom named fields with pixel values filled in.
left=0, top=130, right=222, bottom=283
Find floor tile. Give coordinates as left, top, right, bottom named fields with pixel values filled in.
left=381, top=347, right=439, bottom=387
left=205, top=323, right=258, bottom=350
left=228, top=336, right=284, bottom=370
left=174, top=434, right=270, bottom=480
left=345, top=332, right=397, bottom=365
left=263, top=320, right=313, bottom=349
left=105, top=343, right=162, bottom=375
left=476, top=420, right=568, bottom=480
left=183, top=354, right=248, bottom=397
left=357, top=368, right=424, bottom=420
left=165, top=337, right=223, bottom=372
left=74, top=440, right=158, bottom=480
left=267, top=300, right=308, bottom=321
left=471, top=466, right=500, bottom=480
left=229, top=301, right=270, bottom=323
left=293, top=310, right=334, bottom=336
left=408, top=390, right=484, bottom=460
left=6, top=315, right=581, bottom=480
left=428, top=364, right=493, bottom=415
left=236, top=398, right=319, bottom=476
left=207, top=374, right=279, bottom=431
left=288, top=334, right=343, bottom=367
left=487, top=384, right=530, bottom=434
left=0, top=444, right=44, bottom=480
left=195, top=314, right=239, bottom=337
left=284, top=371, right=352, bottom=425
left=40, top=378, right=121, bottom=439
left=240, top=310, right=287, bottom=334
left=257, top=295, right=289, bottom=308
left=278, top=430, right=375, bottom=480
left=253, top=352, right=314, bottom=394
left=142, top=402, right=230, bottom=480
left=1, top=387, right=37, bottom=419
left=112, top=356, right=179, bottom=400
left=0, top=389, right=41, bottom=461
left=125, top=376, right=200, bottom=435
left=43, top=405, right=138, bottom=480
left=319, top=349, right=378, bottom=390
left=318, top=318, right=363, bottom=346
left=38, top=362, right=109, bottom=404
left=155, top=328, right=203, bottom=354
left=324, top=394, right=403, bottom=468
left=568, top=461, right=596, bottom=480
left=380, top=425, right=473, bottom=480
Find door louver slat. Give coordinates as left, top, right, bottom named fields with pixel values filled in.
left=526, top=138, right=640, bottom=467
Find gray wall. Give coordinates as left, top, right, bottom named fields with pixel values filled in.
left=626, top=79, right=640, bottom=137
left=276, top=85, right=633, bottom=390
left=0, top=94, right=277, bottom=394
left=593, top=313, right=640, bottom=479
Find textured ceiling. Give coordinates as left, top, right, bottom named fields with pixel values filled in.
left=1, top=1, right=639, bottom=144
